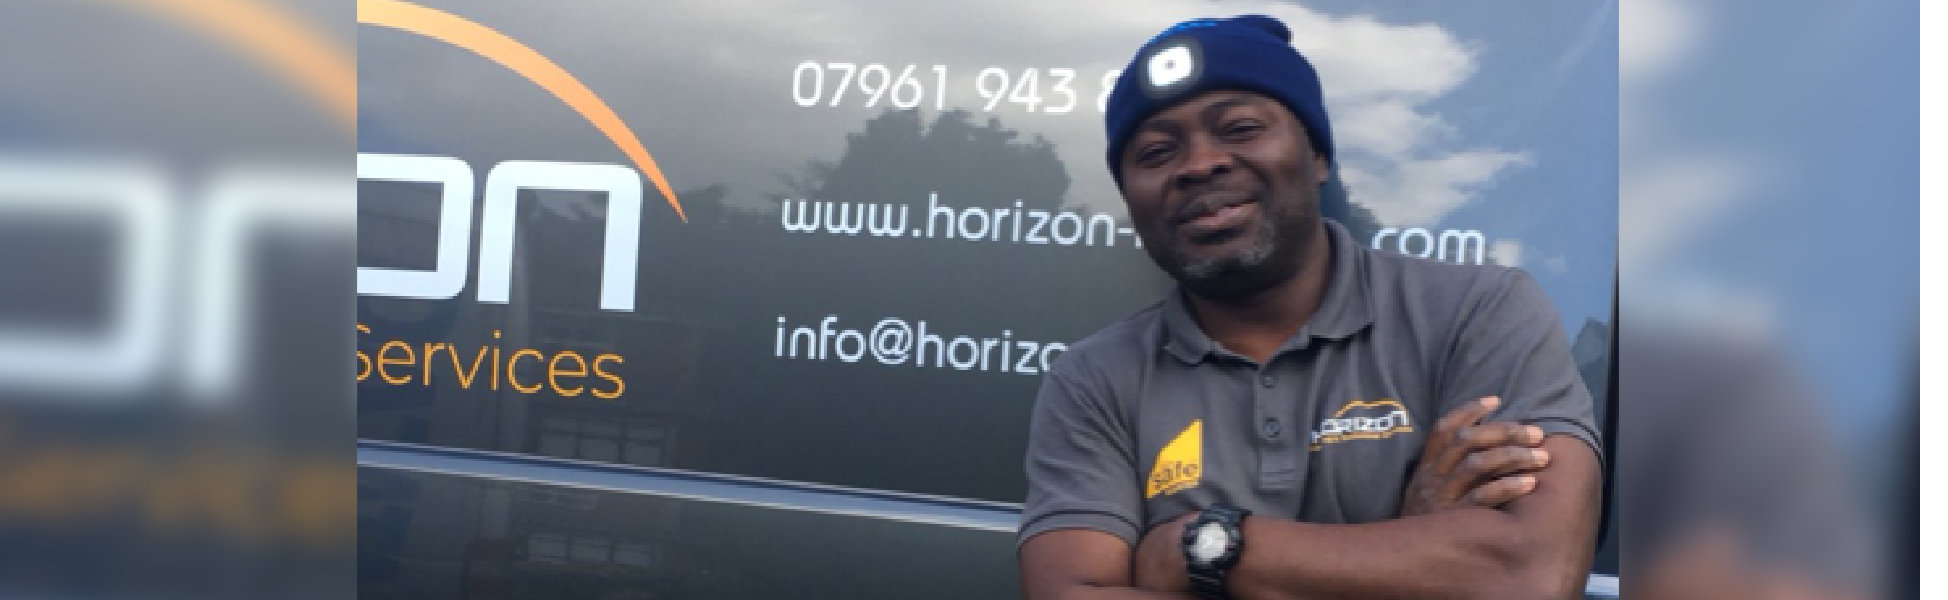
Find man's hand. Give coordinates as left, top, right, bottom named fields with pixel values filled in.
left=1400, top=396, right=1552, bottom=516
left=1131, top=512, right=1197, bottom=593
left=1133, top=397, right=1550, bottom=593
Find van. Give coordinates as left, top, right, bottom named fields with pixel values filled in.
left=355, top=2, right=1619, bottom=597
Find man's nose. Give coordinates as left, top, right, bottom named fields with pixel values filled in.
left=1174, top=135, right=1232, bottom=186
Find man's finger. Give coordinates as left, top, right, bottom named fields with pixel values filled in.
left=1441, top=445, right=1551, bottom=502
left=1429, top=422, right=1544, bottom=485
left=1420, top=396, right=1500, bottom=463
left=1463, top=474, right=1538, bottom=508
left=1425, top=405, right=1499, bottom=483
left=1457, top=422, right=1546, bottom=451
left=1422, top=422, right=1546, bottom=508
left=1426, top=420, right=1545, bottom=507
left=1432, top=396, right=1500, bottom=436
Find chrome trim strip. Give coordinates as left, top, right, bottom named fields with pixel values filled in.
left=357, top=439, right=1021, bottom=533
left=1584, top=573, right=1620, bottom=598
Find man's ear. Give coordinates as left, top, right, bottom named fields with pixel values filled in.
left=1313, top=156, right=1330, bottom=186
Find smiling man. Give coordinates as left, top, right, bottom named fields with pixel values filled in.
left=1017, top=15, right=1602, bottom=600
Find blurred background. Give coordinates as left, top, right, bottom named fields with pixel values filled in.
left=1619, top=0, right=1915, bottom=598
left=0, top=0, right=352, bottom=599
left=0, top=0, right=1918, bottom=598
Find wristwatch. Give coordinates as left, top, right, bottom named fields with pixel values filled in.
left=1182, top=504, right=1250, bottom=600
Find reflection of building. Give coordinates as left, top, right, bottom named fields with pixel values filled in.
left=1570, top=317, right=1611, bottom=409
left=360, top=185, right=720, bottom=599
left=492, top=304, right=710, bottom=597
left=486, top=188, right=715, bottom=592
left=1568, top=316, right=1617, bottom=575
left=535, top=416, right=670, bottom=466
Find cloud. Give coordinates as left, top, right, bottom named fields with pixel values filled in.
left=1618, top=0, right=1762, bottom=278
left=1490, top=239, right=1524, bottom=268
left=1619, top=0, right=1698, bottom=85
left=1618, top=154, right=1756, bottom=274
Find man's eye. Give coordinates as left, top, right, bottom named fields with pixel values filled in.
left=1135, top=143, right=1174, bottom=165
left=1222, top=121, right=1265, bottom=137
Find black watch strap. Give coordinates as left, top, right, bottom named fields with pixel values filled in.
left=1184, top=504, right=1250, bottom=600
left=1188, top=568, right=1228, bottom=600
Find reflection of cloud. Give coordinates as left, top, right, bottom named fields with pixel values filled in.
left=1333, top=99, right=1448, bottom=160
left=1489, top=239, right=1523, bottom=267
left=1342, top=150, right=1530, bottom=227
left=1292, top=9, right=1529, bottom=228
left=1287, top=11, right=1533, bottom=227
left=1297, top=15, right=1475, bottom=102
left=997, top=2, right=1535, bottom=222
left=1543, top=254, right=1569, bottom=274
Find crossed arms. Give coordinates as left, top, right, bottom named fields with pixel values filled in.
left=1018, top=397, right=1601, bottom=600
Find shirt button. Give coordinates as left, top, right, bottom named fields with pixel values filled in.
left=1262, top=418, right=1282, bottom=439
left=1259, top=374, right=1275, bottom=388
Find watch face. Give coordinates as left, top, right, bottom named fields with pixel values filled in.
left=1189, top=522, right=1230, bottom=564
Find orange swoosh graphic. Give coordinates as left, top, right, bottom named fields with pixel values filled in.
left=108, top=0, right=356, bottom=133
left=358, top=0, right=687, bottom=222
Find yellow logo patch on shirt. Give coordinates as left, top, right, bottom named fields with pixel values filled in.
left=1146, top=420, right=1202, bottom=499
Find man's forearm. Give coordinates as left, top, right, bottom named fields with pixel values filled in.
left=1035, top=584, right=1198, bottom=600
left=1226, top=437, right=1599, bottom=600
left=1227, top=508, right=1552, bottom=600
left=1021, top=528, right=1208, bottom=600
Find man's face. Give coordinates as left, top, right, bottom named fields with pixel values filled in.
left=1117, top=90, right=1331, bottom=299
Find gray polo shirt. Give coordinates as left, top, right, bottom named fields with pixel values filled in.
left=1018, top=218, right=1600, bottom=547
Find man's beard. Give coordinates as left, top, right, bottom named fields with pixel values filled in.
left=1161, top=216, right=1291, bottom=301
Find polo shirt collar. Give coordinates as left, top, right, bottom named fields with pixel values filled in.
left=1160, top=218, right=1375, bottom=364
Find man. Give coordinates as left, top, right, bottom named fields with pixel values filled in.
left=1017, top=15, right=1602, bottom=600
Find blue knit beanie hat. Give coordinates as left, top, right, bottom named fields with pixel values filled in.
left=1104, top=15, right=1333, bottom=183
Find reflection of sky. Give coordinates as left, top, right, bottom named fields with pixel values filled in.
left=359, top=0, right=1617, bottom=335
left=1300, top=0, right=1621, bottom=333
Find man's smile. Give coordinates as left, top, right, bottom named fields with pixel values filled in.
left=1173, top=190, right=1260, bottom=242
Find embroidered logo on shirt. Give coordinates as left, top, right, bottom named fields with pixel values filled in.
left=1310, top=399, right=1414, bottom=451
left=1146, top=420, right=1202, bottom=498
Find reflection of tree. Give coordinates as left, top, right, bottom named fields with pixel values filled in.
left=1319, top=166, right=1384, bottom=242
left=415, top=107, right=1422, bottom=505
left=609, top=108, right=1168, bottom=502
left=608, top=109, right=1407, bottom=502
left=773, top=109, right=1068, bottom=212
